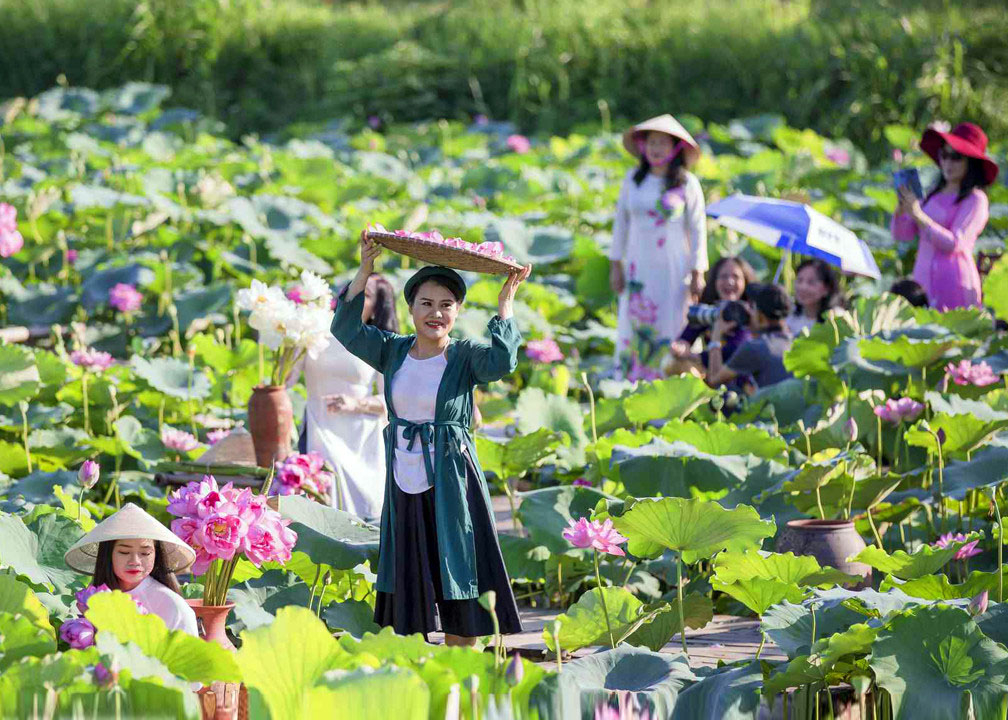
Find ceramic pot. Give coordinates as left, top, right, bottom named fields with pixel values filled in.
left=247, top=385, right=293, bottom=468
left=187, top=601, right=247, bottom=720
left=775, top=519, right=872, bottom=589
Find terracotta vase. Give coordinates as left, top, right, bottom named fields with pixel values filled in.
left=775, top=519, right=873, bottom=589
left=247, top=385, right=293, bottom=468
left=187, top=601, right=247, bottom=720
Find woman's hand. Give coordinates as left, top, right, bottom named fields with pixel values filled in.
left=670, top=339, right=691, bottom=358
left=325, top=394, right=356, bottom=414
left=689, top=270, right=704, bottom=302
left=346, top=229, right=383, bottom=301
left=897, top=185, right=924, bottom=222
left=498, top=264, right=532, bottom=319
left=609, top=261, right=625, bottom=295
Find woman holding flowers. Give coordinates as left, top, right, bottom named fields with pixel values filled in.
left=892, top=122, right=999, bottom=310
left=331, top=231, right=531, bottom=646
left=609, top=114, right=708, bottom=380
left=64, top=503, right=198, bottom=636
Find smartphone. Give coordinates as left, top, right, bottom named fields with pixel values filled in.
left=893, top=168, right=923, bottom=199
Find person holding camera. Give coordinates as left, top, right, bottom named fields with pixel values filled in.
left=668, top=256, right=755, bottom=384
left=706, top=283, right=794, bottom=392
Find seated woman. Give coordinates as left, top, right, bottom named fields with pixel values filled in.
left=668, top=256, right=755, bottom=385
left=706, top=283, right=794, bottom=392
left=786, top=258, right=842, bottom=336
left=64, top=503, right=198, bottom=635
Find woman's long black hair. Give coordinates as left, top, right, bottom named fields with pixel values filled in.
left=632, top=134, right=687, bottom=190
left=794, top=258, right=842, bottom=321
left=367, top=274, right=399, bottom=333
left=698, top=256, right=757, bottom=306
left=92, top=540, right=183, bottom=595
left=925, top=155, right=989, bottom=204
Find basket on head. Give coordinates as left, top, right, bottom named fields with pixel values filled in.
left=366, top=230, right=523, bottom=275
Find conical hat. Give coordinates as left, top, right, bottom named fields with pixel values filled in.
left=622, top=114, right=701, bottom=167
left=64, top=503, right=196, bottom=574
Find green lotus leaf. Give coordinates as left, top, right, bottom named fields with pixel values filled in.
left=712, top=577, right=807, bottom=616
left=983, top=255, right=1008, bottom=321
left=904, top=413, right=1008, bottom=458
left=858, top=330, right=964, bottom=369
left=310, top=666, right=429, bottom=720
left=912, top=306, right=995, bottom=339
left=0, top=612, right=57, bottom=671
left=483, top=219, right=575, bottom=265
left=0, top=511, right=82, bottom=591
left=543, top=586, right=670, bottom=653
left=762, top=655, right=830, bottom=696
left=322, top=599, right=380, bottom=639
left=611, top=497, right=775, bottom=563
left=741, top=378, right=810, bottom=427
left=0, top=573, right=52, bottom=634
left=762, top=597, right=880, bottom=659
left=130, top=356, right=211, bottom=401
left=277, top=494, right=380, bottom=571
left=103, top=82, right=170, bottom=115
left=625, top=592, right=713, bottom=651
left=811, top=622, right=879, bottom=668
left=86, top=591, right=241, bottom=683
left=880, top=569, right=1008, bottom=600
left=657, top=420, right=786, bottom=460
left=93, top=634, right=201, bottom=718
left=670, top=661, right=763, bottom=720
left=868, top=605, right=1008, bottom=719
left=516, top=485, right=615, bottom=555
left=0, top=346, right=40, bottom=407
left=337, top=625, right=435, bottom=664
left=530, top=645, right=697, bottom=720
left=925, top=391, right=1008, bottom=422
left=237, top=606, right=342, bottom=720
left=5, top=283, right=77, bottom=327
left=848, top=536, right=981, bottom=580
left=515, top=388, right=587, bottom=467
left=622, top=376, right=715, bottom=426
left=590, top=428, right=654, bottom=478
left=499, top=534, right=550, bottom=583
left=714, top=549, right=858, bottom=588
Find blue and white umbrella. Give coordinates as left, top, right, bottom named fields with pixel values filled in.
left=706, top=194, right=881, bottom=280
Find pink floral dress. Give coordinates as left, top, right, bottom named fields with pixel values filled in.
left=609, top=169, right=708, bottom=380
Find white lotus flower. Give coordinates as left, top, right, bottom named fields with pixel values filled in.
left=237, top=279, right=285, bottom=314
left=250, top=298, right=298, bottom=350
left=298, top=269, right=331, bottom=305
left=286, top=305, right=333, bottom=359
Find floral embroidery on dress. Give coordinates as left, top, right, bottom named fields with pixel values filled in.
left=628, top=292, right=658, bottom=326
left=646, top=187, right=687, bottom=233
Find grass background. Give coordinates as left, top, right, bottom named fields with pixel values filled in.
left=1, top=0, right=1006, bottom=158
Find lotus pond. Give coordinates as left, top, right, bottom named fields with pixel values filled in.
left=3, top=83, right=1008, bottom=719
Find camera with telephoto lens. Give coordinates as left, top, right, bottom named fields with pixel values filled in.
left=686, top=300, right=750, bottom=328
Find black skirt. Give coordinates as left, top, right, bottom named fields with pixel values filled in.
left=374, top=451, right=523, bottom=639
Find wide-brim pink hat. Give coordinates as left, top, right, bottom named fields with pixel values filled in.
left=64, top=503, right=196, bottom=574
left=920, top=122, right=999, bottom=186
left=622, top=114, right=701, bottom=167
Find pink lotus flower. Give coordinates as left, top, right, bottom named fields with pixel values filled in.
left=506, top=134, right=531, bottom=154
left=892, top=149, right=904, bottom=164
left=825, top=147, right=851, bottom=167
left=873, top=397, right=924, bottom=424
left=66, top=248, right=78, bottom=265
left=242, top=515, right=296, bottom=566
left=526, top=339, right=564, bottom=363
left=70, top=348, right=114, bottom=372
left=78, top=459, right=100, bottom=490
left=196, top=504, right=247, bottom=560
left=60, top=617, right=96, bottom=649
left=206, top=428, right=231, bottom=445
left=93, top=662, right=118, bottom=687
left=969, top=589, right=989, bottom=617
left=108, top=283, right=143, bottom=314
left=171, top=516, right=200, bottom=545
left=272, top=452, right=334, bottom=497
left=161, top=426, right=200, bottom=453
left=563, top=517, right=627, bottom=557
left=934, top=532, right=982, bottom=560
left=0, top=202, right=23, bottom=258
left=945, top=359, right=999, bottom=388
left=75, top=584, right=110, bottom=614
left=168, top=475, right=221, bottom=518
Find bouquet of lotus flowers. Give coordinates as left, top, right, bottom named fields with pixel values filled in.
left=167, top=474, right=297, bottom=606
left=236, top=269, right=333, bottom=386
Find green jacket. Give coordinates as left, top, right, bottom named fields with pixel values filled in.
left=330, top=289, right=521, bottom=599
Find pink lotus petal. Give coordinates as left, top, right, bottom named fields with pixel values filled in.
left=108, top=283, right=143, bottom=314
left=526, top=339, right=564, bottom=363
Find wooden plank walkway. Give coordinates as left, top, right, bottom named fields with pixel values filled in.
left=477, top=495, right=784, bottom=667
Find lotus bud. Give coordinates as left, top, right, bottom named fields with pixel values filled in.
left=936, top=428, right=946, bottom=446
left=478, top=590, right=497, bottom=614
left=969, top=590, right=989, bottom=617
left=845, top=417, right=858, bottom=443
left=710, top=395, right=724, bottom=412
left=78, top=460, right=100, bottom=490
left=505, top=652, right=524, bottom=687
left=724, top=391, right=740, bottom=410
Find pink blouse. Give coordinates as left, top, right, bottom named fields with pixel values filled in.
left=891, top=189, right=988, bottom=311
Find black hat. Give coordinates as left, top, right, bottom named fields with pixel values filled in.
left=747, top=283, right=792, bottom=321
left=403, top=266, right=467, bottom=304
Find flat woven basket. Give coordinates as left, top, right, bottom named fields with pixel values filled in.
left=366, top=230, right=522, bottom=275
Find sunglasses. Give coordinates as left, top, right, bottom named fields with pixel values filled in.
left=939, top=147, right=965, bottom=161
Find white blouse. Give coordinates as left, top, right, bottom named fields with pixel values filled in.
left=390, top=351, right=448, bottom=494
left=127, top=576, right=199, bottom=636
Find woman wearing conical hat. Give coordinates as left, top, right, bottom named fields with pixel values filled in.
left=609, top=114, right=709, bottom=381
left=64, top=503, right=198, bottom=636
